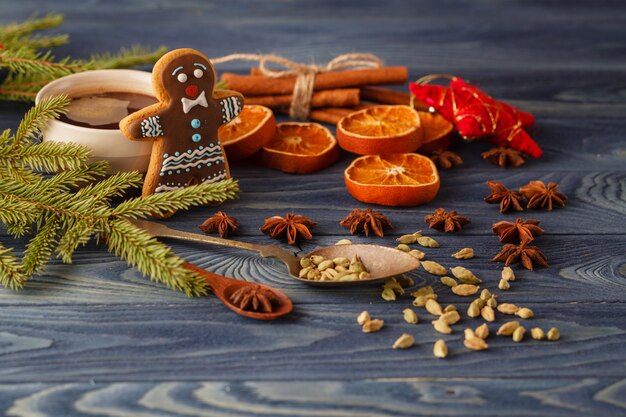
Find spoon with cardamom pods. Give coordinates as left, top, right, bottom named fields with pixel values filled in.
left=182, top=261, right=293, bottom=320
left=131, top=219, right=421, bottom=286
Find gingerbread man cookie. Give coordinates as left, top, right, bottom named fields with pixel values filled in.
left=120, top=48, right=243, bottom=198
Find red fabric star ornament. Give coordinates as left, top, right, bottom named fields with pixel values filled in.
left=409, top=75, right=542, bottom=158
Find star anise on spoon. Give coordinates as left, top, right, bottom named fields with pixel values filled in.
left=424, top=208, right=470, bottom=232
left=339, top=208, right=393, bottom=237
left=484, top=180, right=525, bottom=213
left=492, top=242, right=548, bottom=271
left=199, top=211, right=239, bottom=238
left=492, top=218, right=544, bottom=244
left=230, top=284, right=281, bottom=312
left=429, top=149, right=463, bottom=170
left=481, top=147, right=526, bottom=168
left=520, top=180, right=568, bottom=210
left=260, top=213, right=317, bottom=245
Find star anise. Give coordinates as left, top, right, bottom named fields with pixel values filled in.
left=424, top=208, right=470, bottom=233
left=429, top=150, right=463, bottom=170
left=230, top=284, right=281, bottom=312
left=484, top=180, right=525, bottom=213
left=520, top=180, right=568, bottom=210
left=492, top=218, right=544, bottom=244
left=492, top=242, right=548, bottom=271
left=339, top=208, right=393, bottom=237
left=260, top=213, right=317, bottom=245
left=199, top=211, right=239, bottom=238
left=481, top=147, right=526, bottom=168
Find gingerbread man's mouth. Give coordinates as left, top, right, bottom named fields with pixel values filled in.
left=185, top=84, right=199, bottom=99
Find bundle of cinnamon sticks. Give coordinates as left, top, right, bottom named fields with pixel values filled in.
left=220, top=66, right=426, bottom=124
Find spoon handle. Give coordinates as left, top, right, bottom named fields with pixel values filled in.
left=131, top=219, right=301, bottom=275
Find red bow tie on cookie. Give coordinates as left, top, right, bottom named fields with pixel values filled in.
left=409, top=75, right=542, bottom=158
left=181, top=90, right=209, bottom=114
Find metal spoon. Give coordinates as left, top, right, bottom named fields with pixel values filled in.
left=131, top=219, right=421, bottom=286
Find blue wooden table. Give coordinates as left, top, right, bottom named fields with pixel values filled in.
left=1, top=1, right=626, bottom=415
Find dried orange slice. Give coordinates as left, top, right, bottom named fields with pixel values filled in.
left=336, top=105, right=423, bottom=155
left=218, top=105, right=276, bottom=161
left=344, top=153, right=440, bottom=206
left=259, top=122, right=339, bottom=174
left=416, top=111, right=455, bottom=154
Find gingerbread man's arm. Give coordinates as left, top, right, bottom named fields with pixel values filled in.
left=214, top=90, right=244, bottom=126
left=119, top=105, right=167, bottom=141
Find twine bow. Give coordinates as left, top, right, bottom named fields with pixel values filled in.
left=211, top=53, right=383, bottom=120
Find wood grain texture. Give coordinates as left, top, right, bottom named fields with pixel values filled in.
left=1, top=0, right=626, bottom=415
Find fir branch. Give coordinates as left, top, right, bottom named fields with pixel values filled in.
left=0, top=195, right=37, bottom=227
left=0, top=48, right=85, bottom=77
left=12, top=95, right=71, bottom=148
left=0, top=13, right=64, bottom=39
left=0, top=163, right=43, bottom=185
left=40, top=160, right=110, bottom=193
left=74, top=171, right=143, bottom=202
left=112, top=179, right=240, bottom=218
left=91, top=45, right=168, bottom=69
left=0, top=245, right=27, bottom=290
left=13, top=140, right=92, bottom=172
left=21, top=215, right=60, bottom=276
left=105, top=218, right=207, bottom=296
left=56, top=218, right=97, bottom=264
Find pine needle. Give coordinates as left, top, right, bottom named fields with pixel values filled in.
left=0, top=245, right=27, bottom=290
left=21, top=215, right=60, bottom=276
left=12, top=95, right=71, bottom=148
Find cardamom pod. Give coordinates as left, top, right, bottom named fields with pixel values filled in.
left=481, top=305, right=496, bottom=322
left=451, top=284, right=480, bottom=296
left=408, top=249, right=425, bottom=260
left=310, top=255, right=325, bottom=265
left=299, top=266, right=313, bottom=278
left=512, top=326, right=526, bottom=342
left=480, top=289, right=491, bottom=301
left=300, top=257, right=313, bottom=268
left=412, top=293, right=437, bottom=307
left=451, top=247, right=474, bottom=259
left=531, top=327, right=545, bottom=340
left=475, top=323, right=490, bottom=339
left=451, top=266, right=482, bottom=284
left=464, top=328, right=476, bottom=340
left=498, top=278, right=510, bottom=290
left=464, top=337, right=488, bottom=351
left=547, top=327, right=561, bottom=341
left=425, top=298, right=443, bottom=316
left=497, top=303, right=519, bottom=315
left=516, top=307, right=534, bottom=319
left=440, top=310, right=461, bottom=325
left=317, top=259, right=335, bottom=271
left=440, top=276, right=458, bottom=288
left=392, top=333, right=415, bottom=349
left=403, top=308, right=419, bottom=324
left=467, top=302, right=482, bottom=318
left=338, top=273, right=359, bottom=281
left=362, top=318, right=384, bottom=333
left=421, top=260, right=447, bottom=276
left=417, top=236, right=439, bottom=248
left=486, top=295, right=498, bottom=309
left=502, top=266, right=515, bottom=281
left=395, top=243, right=411, bottom=252
left=432, top=319, right=452, bottom=334
left=357, top=310, right=370, bottom=325
left=410, top=286, right=434, bottom=297
left=497, top=321, right=520, bottom=336
left=396, top=234, right=418, bottom=244
left=444, top=304, right=457, bottom=313
left=433, top=339, right=448, bottom=358
left=332, top=257, right=350, bottom=267
left=359, top=271, right=371, bottom=280
left=381, top=287, right=396, bottom=301
left=335, top=239, right=353, bottom=245
left=395, top=275, right=414, bottom=288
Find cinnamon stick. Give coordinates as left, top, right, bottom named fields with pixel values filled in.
left=245, top=88, right=360, bottom=109
left=221, top=67, right=408, bottom=96
left=360, top=86, right=429, bottom=111
left=276, top=106, right=374, bottom=125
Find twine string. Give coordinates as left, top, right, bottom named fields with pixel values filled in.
left=211, top=53, right=383, bottom=120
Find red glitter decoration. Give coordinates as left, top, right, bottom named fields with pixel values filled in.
left=409, top=75, right=542, bottom=158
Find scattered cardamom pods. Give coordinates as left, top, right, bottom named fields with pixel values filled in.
left=381, top=287, right=396, bottom=301
left=497, top=303, right=520, bottom=315
left=412, top=293, right=437, bottom=307
left=403, top=308, right=419, bottom=324
left=335, top=239, right=353, bottom=245
left=411, top=286, right=434, bottom=297
left=486, top=295, right=498, bottom=309
left=547, top=327, right=561, bottom=341
left=421, top=260, right=447, bottom=276
left=317, top=259, right=335, bottom=271
left=498, top=278, right=510, bottom=290
left=497, top=321, right=520, bottom=336
left=480, top=289, right=491, bottom=301
left=464, top=337, right=488, bottom=351
left=433, top=339, right=448, bottom=358
left=417, top=236, right=439, bottom=248
left=481, top=305, right=496, bottom=322
left=408, top=249, right=426, bottom=260
left=451, top=284, right=480, bottom=296
left=440, top=310, right=461, bottom=325
left=440, top=276, right=458, bottom=288
left=451, top=266, right=482, bottom=284
left=362, top=319, right=384, bottom=333
left=392, top=333, right=415, bottom=349
left=333, top=257, right=350, bottom=267
left=516, top=307, right=534, bottom=319
left=395, top=243, right=411, bottom=252
left=396, top=234, right=419, bottom=244
left=443, top=304, right=457, bottom=313
left=357, top=310, right=370, bottom=325
left=467, top=301, right=482, bottom=318
left=395, top=275, right=414, bottom=288
left=432, top=319, right=452, bottom=334
left=451, top=247, right=474, bottom=259
left=531, top=327, right=545, bottom=340
left=512, top=326, right=526, bottom=342
left=502, top=266, right=515, bottom=281
left=475, top=323, right=490, bottom=339
left=425, top=298, right=443, bottom=316
left=464, top=328, right=476, bottom=340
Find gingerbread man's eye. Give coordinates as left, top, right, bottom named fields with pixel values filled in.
left=193, top=69, right=204, bottom=78
left=177, top=73, right=188, bottom=83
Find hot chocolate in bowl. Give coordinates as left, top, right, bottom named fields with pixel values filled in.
left=35, top=69, right=158, bottom=173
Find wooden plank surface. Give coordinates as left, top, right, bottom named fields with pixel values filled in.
left=1, top=0, right=626, bottom=416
